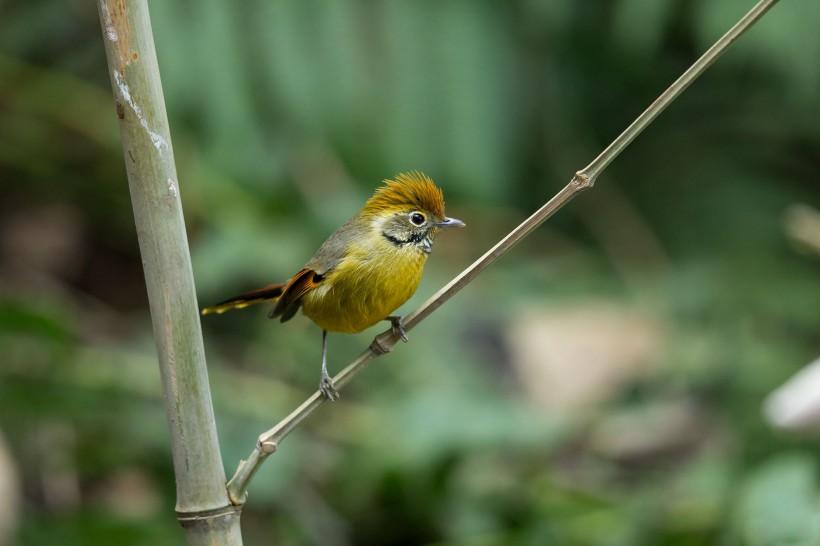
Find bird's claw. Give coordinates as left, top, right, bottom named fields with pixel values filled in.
left=320, top=373, right=339, bottom=401
left=388, top=316, right=409, bottom=343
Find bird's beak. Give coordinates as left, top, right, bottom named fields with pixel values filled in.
left=436, top=217, right=466, bottom=229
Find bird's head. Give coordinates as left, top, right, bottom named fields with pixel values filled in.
left=363, top=171, right=465, bottom=253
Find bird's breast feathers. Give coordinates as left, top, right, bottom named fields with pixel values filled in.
left=300, top=240, right=428, bottom=333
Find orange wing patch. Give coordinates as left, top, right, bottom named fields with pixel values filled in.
left=269, top=268, right=324, bottom=322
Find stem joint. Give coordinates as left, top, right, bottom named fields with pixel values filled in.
left=370, top=332, right=397, bottom=355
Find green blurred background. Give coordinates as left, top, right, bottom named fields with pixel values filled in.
left=2, top=0, right=820, bottom=544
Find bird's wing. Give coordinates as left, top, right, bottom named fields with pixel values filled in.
left=305, top=217, right=358, bottom=275
left=268, top=217, right=358, bottom=322
left=268, top=268, right=324, bottom=322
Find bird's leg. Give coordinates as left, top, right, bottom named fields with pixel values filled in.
left=319, top=329, right=339, bottom=401
left=386, top=316, right=409, bottom=343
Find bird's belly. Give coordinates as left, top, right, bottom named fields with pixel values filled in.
left=301, top=250, right=427, bottom=333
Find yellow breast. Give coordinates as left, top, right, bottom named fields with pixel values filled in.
left=300, top=240, right=428, bottom=333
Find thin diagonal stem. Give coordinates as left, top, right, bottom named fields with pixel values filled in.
left=226, top=0, right=780, bottom=507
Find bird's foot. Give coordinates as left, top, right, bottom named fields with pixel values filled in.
left=387, top=316, right=409, bottom=343
left=319, top=373, right=339, bottom=401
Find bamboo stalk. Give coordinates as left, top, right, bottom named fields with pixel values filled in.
left=226, top=0, right=781, bottom=506
left=95, top=1, right=242, bottom=544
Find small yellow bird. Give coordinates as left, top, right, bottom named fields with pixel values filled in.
left=202, top=171, right=465, bottom=400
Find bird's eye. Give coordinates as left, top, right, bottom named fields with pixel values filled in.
left=409, top=212, right=426, bottom=226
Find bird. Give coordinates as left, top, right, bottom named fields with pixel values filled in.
left=201, top=171, right=465, bottom=400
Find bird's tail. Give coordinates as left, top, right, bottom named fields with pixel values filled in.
left=201, top=283, right=286, bottom=315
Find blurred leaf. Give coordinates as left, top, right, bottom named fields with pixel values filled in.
left=735, top=453, right=820, bottom=546
left=0, top=301, right=72, bottom=341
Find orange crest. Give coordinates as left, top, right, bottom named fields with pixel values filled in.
left=364, top=171, right=446, bottom=219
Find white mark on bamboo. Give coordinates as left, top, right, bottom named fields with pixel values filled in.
left=167, top=178, right=177, bottom=198
left=100, top=1, right=118, bottom=42
left=113, top=69, right=168, bottom=152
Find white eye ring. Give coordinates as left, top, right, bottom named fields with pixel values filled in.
left=409, top=212, right=426, bottom=226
